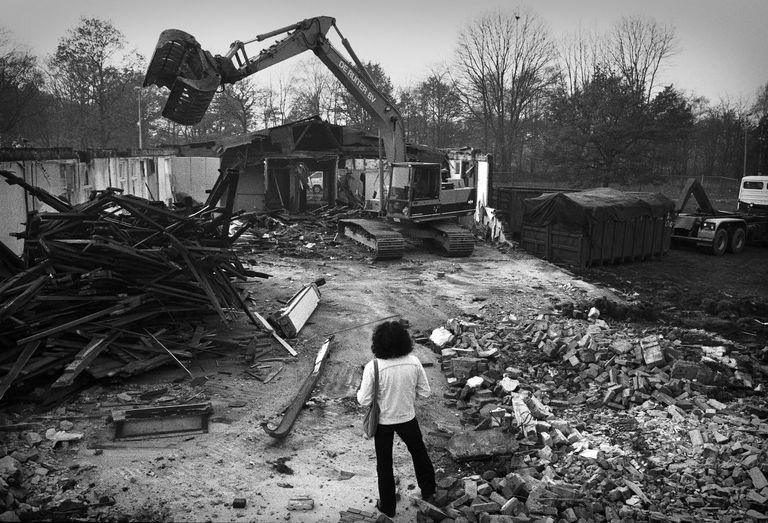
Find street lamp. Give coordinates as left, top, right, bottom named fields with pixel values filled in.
left=135, top=86, right=143, bottom=150
left=743, top=112, right=753, bottom=177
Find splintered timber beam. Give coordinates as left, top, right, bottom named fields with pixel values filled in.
left=0, top=169, right=73, bottom=212
left=52, top=332, right=121, bottom=388
left=0, top=275, right=48, bottom=320
left=0, top=341, right=42, bottom=401
left=17, top=296, right=144, bottom=345
left=261, top=336, right=334, bottom=439
left=217, top=270, right=297, bottom=357
left=252, top=310, right=298, bottom=357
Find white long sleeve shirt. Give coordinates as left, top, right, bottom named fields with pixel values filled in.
left=356, top=354, right=431, bottom=425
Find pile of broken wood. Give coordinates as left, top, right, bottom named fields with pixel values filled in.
left=0, top=170, right=269, bottom=403
left=232, top=205, right=365, bottom=259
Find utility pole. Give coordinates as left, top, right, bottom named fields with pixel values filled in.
left=135, top=86, right=143, bottom=150
left=743, top=112, right=754, bottom=178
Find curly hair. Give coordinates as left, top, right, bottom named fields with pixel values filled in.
left=371, top=320, right=413, bottom=359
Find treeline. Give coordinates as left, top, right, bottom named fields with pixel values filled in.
left=1, top=11, right=767, bottom=186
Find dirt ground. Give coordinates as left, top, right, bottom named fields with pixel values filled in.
left=9, top=236, right=768, bottom=522
left=570, top=243, right=768, bottom=343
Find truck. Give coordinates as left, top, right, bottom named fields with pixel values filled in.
left=671, top=176, right=768, bottom=255
left=142, top=16, right=475, bottom=259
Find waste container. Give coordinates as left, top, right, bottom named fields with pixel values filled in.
left=520, top=188, right=674, bottom=267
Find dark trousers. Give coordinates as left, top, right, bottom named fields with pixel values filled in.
left=374, top=417, right=435, bottom=516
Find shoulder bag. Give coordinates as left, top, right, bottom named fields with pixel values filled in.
left=362, top=359, right=380, bottom=439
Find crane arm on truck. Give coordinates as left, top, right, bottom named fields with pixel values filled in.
left=675, top=178, right=715, bottom=214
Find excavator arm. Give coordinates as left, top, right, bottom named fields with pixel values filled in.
left=144, top=16, right=405, bottom=163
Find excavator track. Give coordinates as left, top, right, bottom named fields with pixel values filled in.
left=338, top=218, right=404, bottom=260
left=427, top=221, right=475, bottom=257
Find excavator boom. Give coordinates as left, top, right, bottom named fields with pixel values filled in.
left=144, top=16, right=404, bottom=162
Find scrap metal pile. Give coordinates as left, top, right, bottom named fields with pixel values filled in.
left=419, top=304, right=768, bottom=522
left=0, top=169, right=267, bottom=402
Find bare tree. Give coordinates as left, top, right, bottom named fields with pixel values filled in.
left=753, top=82, right=768, bottom=119
left=286, top=58, right=336, bottom=121
left=334, top=61, right=395, bottom=132
left=558, top=25, right=609, bottom=96
left=608, top=15, right=677, bottom=101
left=454, top=8, right=558, bottom=170
left=0, top=28, right=42, bottom=145
left=219, top=78, right=260, bottom=133
left=47, top=17, right=143, bottom=148
left=415, top=66, right=463, bottom=148
left=253, top=76, right=291, bottom=129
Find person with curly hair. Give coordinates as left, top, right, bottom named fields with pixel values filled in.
left=356, top=320, right=436, bottom=519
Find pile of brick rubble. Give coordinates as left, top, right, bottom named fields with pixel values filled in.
left=410, top=302, right=768, bottom=523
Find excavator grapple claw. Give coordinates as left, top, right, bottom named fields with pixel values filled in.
left=143, top=29, right=222, bottom=125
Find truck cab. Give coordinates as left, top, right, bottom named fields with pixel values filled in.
left=737, top=175, right=768, bottom=213
left=672, top=176, right=768, bottom=255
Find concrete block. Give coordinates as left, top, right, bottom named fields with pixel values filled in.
left=500, top=497, right=523, bottom=516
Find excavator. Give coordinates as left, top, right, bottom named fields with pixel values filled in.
left=143, top=16, right=475, bottom=259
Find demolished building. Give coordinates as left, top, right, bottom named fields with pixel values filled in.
left=214, top=116, right=491, bottom=220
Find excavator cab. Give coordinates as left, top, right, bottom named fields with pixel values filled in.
left=385, top=163, right=474, bottom=223
left=143, top=29, right=223, bottom=125
left=384, top=163, right=439, bottom=217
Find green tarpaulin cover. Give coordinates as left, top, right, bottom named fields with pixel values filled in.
left=523, top=187, right=674, bottom=230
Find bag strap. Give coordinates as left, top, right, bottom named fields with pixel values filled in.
left=372, top=359, right=379, bottom=406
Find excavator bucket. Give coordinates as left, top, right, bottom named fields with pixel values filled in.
left=143, top=29, right=222, bottom=125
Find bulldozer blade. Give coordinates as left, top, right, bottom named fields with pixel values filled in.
left=143, top=29, right=222, bottom=125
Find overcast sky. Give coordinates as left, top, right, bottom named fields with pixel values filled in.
left=3, top=0, right=767, bottom=105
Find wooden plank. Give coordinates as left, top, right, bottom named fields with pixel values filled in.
left=0, top=423, right=44, bottom=432
left=0, top=169, right=72, bottom=212
left=0, top=263, right=49, bottom=297
left=252, top=310, right=298, bottom=357
left=107, top=354, right=170, bottom=378
left=52, top=331, right=120, bottom=388
left=218, top=272, right=297, bottom=357
left=17, top=296, right=143, bottom=345
left=261, top=337, right=333, bottom=439
left=0, top=341, right=42, bottom=401
left=176, top=246, right=228, bottom=322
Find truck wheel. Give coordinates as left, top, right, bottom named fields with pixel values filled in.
left=312, top=184, right=322, bottom=194
left=727, top=227, right=746, bottom=254
left=711, top=228, right=728, bottom=256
